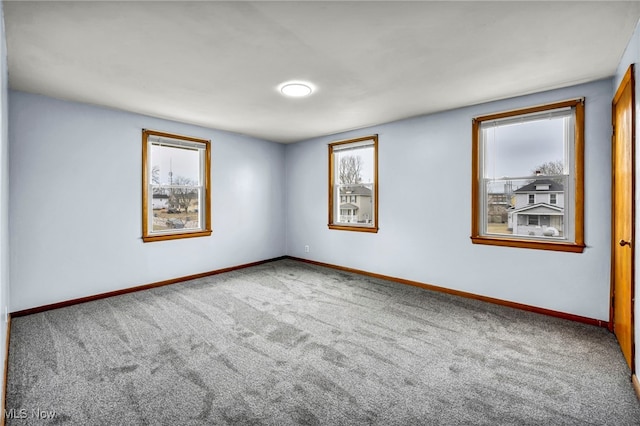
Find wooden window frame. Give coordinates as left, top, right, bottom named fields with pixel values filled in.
left=328, top=135, right=379, bottom=233
left=471, top=99, right=585, bottom=253
left=142, top=129, right=212, bottom=243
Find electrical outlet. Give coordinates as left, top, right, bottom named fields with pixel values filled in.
left=304, top=245, right=310, bottom=253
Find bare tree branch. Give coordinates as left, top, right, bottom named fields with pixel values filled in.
left=531, top=160, right=564, bottom=176
left=152, top=165, right=160, bottom=184
left=169, top=176, right=197, bottom=213
left=339, top=155, right=363, bottom=184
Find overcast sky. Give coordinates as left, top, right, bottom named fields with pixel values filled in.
left=483, top=116, right=566, bottom=179
left=151, top=145, right=200, bottom=184
left=336, top=146, right=375, bottom=184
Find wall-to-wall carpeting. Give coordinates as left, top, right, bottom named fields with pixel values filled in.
left=5, top=259, right=639, bottom=425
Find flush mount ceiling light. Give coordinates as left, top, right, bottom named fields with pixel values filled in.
left=279, top=81, right=314, bottom=98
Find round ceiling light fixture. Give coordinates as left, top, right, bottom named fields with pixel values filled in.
left=279, top=81, right=314, bottom=98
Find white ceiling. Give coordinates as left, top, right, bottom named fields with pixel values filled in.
left=4, top=1, right=640, bottom=143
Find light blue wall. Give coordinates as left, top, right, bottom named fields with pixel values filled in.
left=285, top=79, right=613, bottom=321
left=9, top=92, right=286, bottom=311
left=0, top=0, right=9, bottom=406
left=615, top=18, right=640, bottom=376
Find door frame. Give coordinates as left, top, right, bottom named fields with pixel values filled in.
left=610, top=63, right=636, bottom=374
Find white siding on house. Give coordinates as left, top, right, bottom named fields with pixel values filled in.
left=515, top=193, right=529, bottom=206
left=151, top=196, right=169, bottom=210
left=515, top=205, right=563, bottom=215
left=512, top=214, right=562, bottom=237
left=514, top=192, right=564, bottom=209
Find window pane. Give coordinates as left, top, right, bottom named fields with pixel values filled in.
left=472, top=99, right=583, bottom=251
left=150, top=143, right=201, bottom=185
left=335, top=145, right=374, bottom=185
left=333, top=142, right=375, bottom=226
left=328, top=135, right=378, bottom=232
left=143, top=129, right=211, bottom=242
left=150, top=187, right=202, bottom=232
left=336, top=183, right=374, bottom=224
left=483, top=116, right=567, bottom=179
left=485, top=177, right=566, bottom=239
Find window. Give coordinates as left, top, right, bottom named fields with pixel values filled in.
left=329, top=135, right=378, bottom=232
left=471, top=99, right=584, bottom=252
left=142, top=129, right=212, bottom=242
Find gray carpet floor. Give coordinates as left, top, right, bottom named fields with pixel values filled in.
left=5, top=259, right=640, bottom=425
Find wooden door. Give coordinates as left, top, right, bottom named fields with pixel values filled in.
left=612, top=64, right=635, bottom=371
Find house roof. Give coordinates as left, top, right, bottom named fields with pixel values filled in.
left=340, top=203, right=359, bottom=210
left=340, top=185, right=372, bottom=196
left=510, top=203, right=564, bottom=215
left=153, top=191, right=198, bottom=199
left=514, top=179, right=564, bottom=193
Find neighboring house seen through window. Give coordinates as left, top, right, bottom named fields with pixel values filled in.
left=142, top=129, right=212, bottom=242
left=329, top=135, right=378, bottom=232
left=471, top=99, right=584, bottom=252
